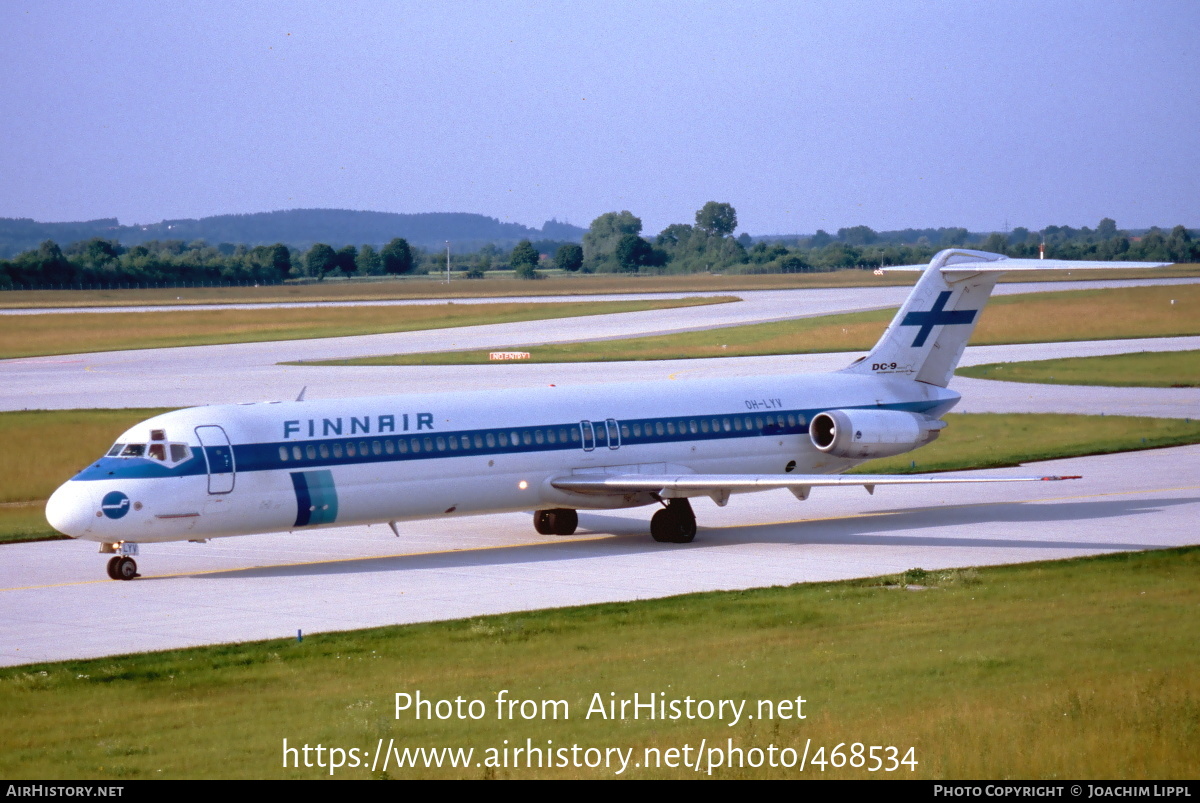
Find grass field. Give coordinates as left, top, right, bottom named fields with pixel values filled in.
left=958, top=350, right=1200, bottom=388
left=1, top=545, right=1196, bottom=779
left=305, top=283, right=1200, bottom=366
left=0, top=296, right=732, bottom=360
left=5, top=409, right=1199, bottom=544
left=2, top=264, right=1196, bottom=309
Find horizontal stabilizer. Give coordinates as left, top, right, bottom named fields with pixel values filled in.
left=881, top=253, right=1172, bottom=272
left=550, top=473, right=1080, bottom=495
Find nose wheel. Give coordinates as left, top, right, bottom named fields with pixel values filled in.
left=105, top=556, right=139, bottom=581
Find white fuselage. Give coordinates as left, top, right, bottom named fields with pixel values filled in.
left=45, top=370, right=959, bottom=544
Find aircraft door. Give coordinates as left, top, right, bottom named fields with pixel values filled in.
left=195, top=425, right=236, bottom=494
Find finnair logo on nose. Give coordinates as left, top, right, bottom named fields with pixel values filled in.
left=101, top=491, right=131, bottom=519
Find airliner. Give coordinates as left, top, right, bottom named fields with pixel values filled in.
left=45, top=249, right=1169, bottom=580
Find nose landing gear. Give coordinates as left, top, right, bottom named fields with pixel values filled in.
left=105, top=555, right=139, bottom=581
left=100, top=542, right=140, bottom=580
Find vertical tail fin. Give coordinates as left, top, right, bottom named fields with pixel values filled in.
left=842, top=249, right=1172, bottom=388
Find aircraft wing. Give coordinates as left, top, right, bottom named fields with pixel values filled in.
left=550, top=472, right=1080, bottom=496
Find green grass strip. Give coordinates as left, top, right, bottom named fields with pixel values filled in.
left=1, top=546, right=1197, bottom=779
left=957, top=350, right=1200, bottom=388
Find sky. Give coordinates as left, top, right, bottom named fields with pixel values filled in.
left=2, top=1, right=1197, bottom=236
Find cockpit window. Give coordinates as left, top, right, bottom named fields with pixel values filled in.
left=107, top=444, right=124, bottom=457
left=170, top=444, right=190, bottom=462
left=112, top=441, right=192, bottom=464
left=148, top=443, right=167, bottom=461
left=120, top=444, right=146, bottom=457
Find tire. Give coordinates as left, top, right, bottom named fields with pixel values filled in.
left=554, top=509, right=578, bottom=536
left=106, top=556, right=121, bottom=580
left=650, top=508, right=677, bottom=542
left=116, top=556, right=138, bottom=581
left=533, top=510, right=554, bottom=535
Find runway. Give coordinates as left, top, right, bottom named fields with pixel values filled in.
left=3, top=445, right=1197, bottom=667
left=1, top=277, right=1197, bottom=667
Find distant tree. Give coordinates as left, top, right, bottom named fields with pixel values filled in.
left=614, top=234, right=663, bottom=272
left=510, top=239, right=541, bottom=279
left=269, top=244, right=291, bottom=279
left=306, top=243, right=337, bottom=280
left=583, top=211, right=642, bottom=261
left=335, top=245, right=358, bottom=276
left=1009, top=227, right=1031, bottom=245
left=655, top=223, right=694, bottom=248
left=695, top=202, right=737, bottom=237
left=554, top=243, right=584, bottom=272
left=737, top=232, right=753, bottom=249
left=778, top=254, right=809, bottom=273
left=837, top=225, right=877, bottom=246
left=381, top=237, right=414, bottom=275
left=1097, top=218, right=1118, bottom=240
left=981, top=232, right=1008, bottom=254
left=809, top=230, right=833, bottom=249
left=356, top=244, right=382, bottom=275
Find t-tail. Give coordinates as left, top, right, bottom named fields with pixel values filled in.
left=842, top=248, right=1173, bottom=387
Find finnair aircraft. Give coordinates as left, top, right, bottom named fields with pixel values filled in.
left=46, top=249, right=1168, bottom=580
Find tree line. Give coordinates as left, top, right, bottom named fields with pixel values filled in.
left=2, top=207, right=1195, bottom=290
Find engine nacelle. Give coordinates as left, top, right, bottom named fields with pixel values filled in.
left=809, top=409, right=945, bottom=459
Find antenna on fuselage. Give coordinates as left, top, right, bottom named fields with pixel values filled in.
left=296, top=386, right=307, bottom=402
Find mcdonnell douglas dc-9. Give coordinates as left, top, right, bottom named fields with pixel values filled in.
left=46, top=249, right=1168, bottom=579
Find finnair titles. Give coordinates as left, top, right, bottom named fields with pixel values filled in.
left=45, top=249, right=1170, bottom=580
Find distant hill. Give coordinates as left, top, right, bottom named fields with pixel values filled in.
left=0, top=209, right=586, bottom=257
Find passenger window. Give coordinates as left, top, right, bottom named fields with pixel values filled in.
left=655, top=422, right=665, bottom=436
left=279, top=446, right=289, bottom=462
left=449, top=437, right=459, bottom=451
left=689, top=420, right=698, bottom=434
left=305, top=445, right=316, bottom=460
left=292, top=445, right=302, bottom=460
left=461, top=435, right=470, bottom=449
left=522, top=431, right=532, bottom=446
left=411, top=439, right=421, bottom=454
left=333, top=442, right=343, bottom=458
left=486, top=433, right=496, bottom=448
left=372, top=440, right=382, bottom=455
left=347, top=442, right=357, bottom=457
left=435, top=437, right=446, bottom=451
left=569, top=429, right=579, bottom=442
left=733, top=418, right=743, bottom=431
left=722, top=418, right=731, bottom=432
left=754, top=417, right=763, bottom=430
left=511, top=430, right=521, bottom=445
left=398, top=439, right=409, bottom=453
left=499, top=433, right=509, bottom=446
left=546, top=429, right=557, bottom=444
left=359, top=441, right=368, bottom=455
left=385, top=439, right=395, bottom=455
left=319, top=444, right=329, bottom=459
left=787, top=414, right=797, bottom=427
left=700, top=419, right=710, bottom=433
left=632, top=423, right=642, bottom=437
left=666, top=421, right=676, bottom=435
left=534, top=429, right=545, bottom=445
left=423, top=437, right=433, bottom=452
left=620, top=424, right=630, bottom=438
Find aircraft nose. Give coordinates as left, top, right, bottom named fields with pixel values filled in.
left=45, top=482, right=93, bottom=539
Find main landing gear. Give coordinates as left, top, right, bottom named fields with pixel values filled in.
left=534, top=508, right=579, bottom=536
left=105, top=556, right=139, bottom=581
left=651, top=498, right=697, bottom=544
